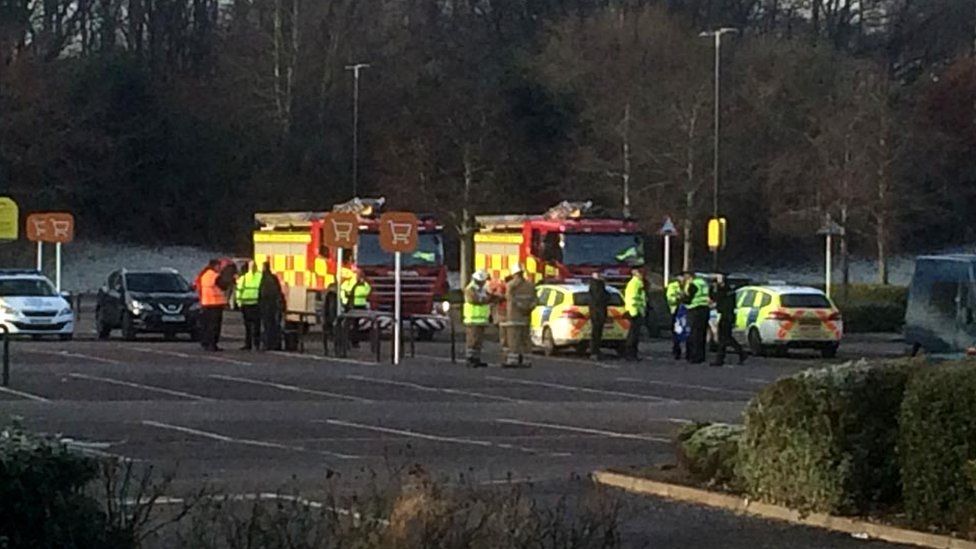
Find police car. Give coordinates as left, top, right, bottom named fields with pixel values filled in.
left=0, top=270, right=74, bottom=340
left=531, top=282, right=629, bottom=356
left=733, top=285, right=842, bottom=358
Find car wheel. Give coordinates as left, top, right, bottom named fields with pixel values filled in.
left=821, top=344, right=839, bottom=359
left=121, top=313, right=137, bottom=341
left=96, top=308, right=112, bottom=340
left=542, top=328, right=556, bottom=356
left=748, top=328, right=765, bottom=357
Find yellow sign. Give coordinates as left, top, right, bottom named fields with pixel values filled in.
left=707, top=217, right=727, bottom=251
left=0, top=197, right=18, bottom=240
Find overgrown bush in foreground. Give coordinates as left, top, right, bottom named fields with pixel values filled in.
left=676, top=422, right=743, bottom=489
left=900, top=364, right=976, bottom=534
left=739, top=359, right=913, bottom=514
left=0, top=424, right=132, bottom=549
left=178, top=472, right=623, bottom=549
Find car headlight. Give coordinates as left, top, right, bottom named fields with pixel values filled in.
left=0, top=304, right=18, bottom=316
left=58, top=308, right=72, bottom=317
left=129, top=300, right=152, bottom=313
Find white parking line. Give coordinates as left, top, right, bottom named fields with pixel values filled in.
left=0, top=385, right=50, bottom=402
left=345, top=374, right=523, bottom=403
left=142, top=420, right=358, bottom=460
left=485, top=376, right=674, bottom=402
left=495, top=418, right=670, bottom=443
left=324, top=419, right=570, bottom=457
left=209, top=374, right=373, bottom=403
left=745, top=377, right=774, bottom=385
left=129, top=493, right=388, bottom=525
left=616, top=377, right=755, bottom=397
left=131, top=347, right=252, bottom=366
left=534, top=355, right=621, bottom=370
left=69, top=373, right=212, bottom=401
left=270, top=351, right=376, bottom=366
left=28, top=349, right=123, bottom=365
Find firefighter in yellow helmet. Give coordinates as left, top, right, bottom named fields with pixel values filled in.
left=463, top=270, right=494, bottom=368
left=503, top=264, right=536, bottom=368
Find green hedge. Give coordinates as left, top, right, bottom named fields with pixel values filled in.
left=676, top=422, right=743, bottom=488
left=832, top=284, right=907, bottom=334
left=0, top=425, right=130, bottom=549
left=900, top=363, right=976, bottom=534
left=739, top=359, right=913, bottom=514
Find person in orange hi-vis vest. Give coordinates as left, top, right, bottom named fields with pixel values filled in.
left=198, top=259, right=229, bottom=352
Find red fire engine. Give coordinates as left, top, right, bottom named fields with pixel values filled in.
left=253, top=198, right=449, bottom=337
left=474, top=201, right=644, bottom=288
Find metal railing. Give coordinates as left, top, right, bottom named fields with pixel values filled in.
left=332, top=311, right=454, bottom=364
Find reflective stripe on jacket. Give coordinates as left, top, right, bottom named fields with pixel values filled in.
left=665, top=280, right=683, bottom=314
left=235, top=271, right=263, bottom=306
left=199, top=269, right=228, bottom=307
left=341, top=279, right=371, bottom=308
left=624, top=276, right=646, bottom=317
left=463, top=282, right=491, bottom=325
left=687, top=277, right=710, bottom=309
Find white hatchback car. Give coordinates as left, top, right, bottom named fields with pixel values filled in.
left=0, top=270, right=74, bottom=340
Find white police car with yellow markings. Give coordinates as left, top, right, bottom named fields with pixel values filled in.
left=531, top=282, right=629, bottom=356
left=733, top=285, right=842, bottom=358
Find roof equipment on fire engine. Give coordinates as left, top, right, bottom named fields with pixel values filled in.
left=333, top=197, right=385, bottom=217
left=544, top=200, right=593, bottom=220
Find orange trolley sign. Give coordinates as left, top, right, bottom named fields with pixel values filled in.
left=321, top=212, right=359, bottom=249
left=379, top=212, right=419, bottom=364
left=26, top=212, right=74, bottom=292
left=27, top=213, right=74, bottom=243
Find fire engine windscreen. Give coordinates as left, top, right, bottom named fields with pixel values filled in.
left=356, top=233, right=445, bottom=267
left=559, top=234, right=645, bottom=267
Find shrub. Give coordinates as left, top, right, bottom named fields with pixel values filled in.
left=899, top=363, right=976, bottom=534
left=676, top=423, right=743, bottom=488
left=739, top=359, right=913, bottom=515
left=832, top=284, right=908, bottom=333
left=0, top=424, right=130, bottom=549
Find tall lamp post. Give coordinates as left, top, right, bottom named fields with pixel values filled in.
left=345, top=62, right=370, bottom=197
left=699, top=27, right=737, bottom=271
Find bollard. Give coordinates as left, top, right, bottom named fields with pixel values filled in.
left=449, top=313, right=456, bottom=364
left=409, top=320, right=416, bottom=358
left=372, top=318, right=381, bottom=363
left=1, top=325, right=9, bottom=387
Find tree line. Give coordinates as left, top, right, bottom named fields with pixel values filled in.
left=1, top=0, right=974, bottom=283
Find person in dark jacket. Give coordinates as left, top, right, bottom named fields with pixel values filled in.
left=710, top=273, right=746, bottom=366
left=588, top=272, right=609, bottom=359
left=258, top=262, right=284, bottom=352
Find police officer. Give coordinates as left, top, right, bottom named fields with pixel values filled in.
left=682, top=271, right=711, bottom=364
left=504, top=265, right=536, bottom=368
left=623, top=268, right=646, bottom=361
left=235, top=260, right=263, bottom=351
left=463, top=270, right=493, bottom=367
left=710, top=273, right=746, bottom=366
left=665, top=277, right=685, bottom=360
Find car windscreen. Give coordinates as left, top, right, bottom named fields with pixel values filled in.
left=0, top=278, right=56, bottom=297
left=125, top=273, right=190, bottom=293
left=356, top=232, right=444, bottom=267
left=560, top=234, right=645, bottom=267
left=572, top=291, right=625, bottom=307
left=780, top=294, right=831, bottom=308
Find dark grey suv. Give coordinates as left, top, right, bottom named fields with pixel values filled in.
left=95, top=270, right=200, bottom=340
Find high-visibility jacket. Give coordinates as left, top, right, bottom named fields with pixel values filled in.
left=685, top=277, right=710, bottom=309
left=235, top=271, right=263, bottom=306
left=665, top=280, right=683, bottom=314
left=341, top=278, right=371, bottom=308
left=463, top=282, right=491, bottom=326
left=199, top=269, right=228, bottom=307
left=624, top=276, right=646, bottom=317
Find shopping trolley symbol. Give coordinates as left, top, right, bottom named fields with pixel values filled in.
left=26, top=212, right=75, bottom=243
left=378, top=212, right=419, bottom=253
left=387, top=221, right=413, bottom=244
left=331, top=219, right=354, bottom=241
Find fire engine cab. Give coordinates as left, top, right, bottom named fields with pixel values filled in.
left=474, top=201, right=645, bottom=288
left=253, top=198, right=449, bottom=337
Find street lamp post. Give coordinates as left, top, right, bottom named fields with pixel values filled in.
left=345, top=63, right=370, bottom=197
left=699, top=27, right=737, bottom=271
